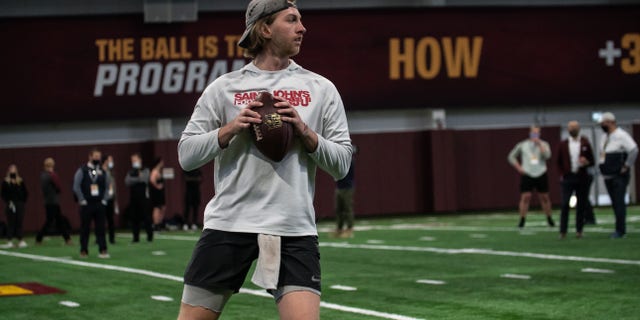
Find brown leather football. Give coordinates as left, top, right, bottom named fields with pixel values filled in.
left=248, top=92, right=294, bottom=162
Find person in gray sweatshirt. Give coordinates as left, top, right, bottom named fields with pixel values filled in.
left=508, top=125, right=555, bottom=229
left=177, top=1, right=353, bottom=319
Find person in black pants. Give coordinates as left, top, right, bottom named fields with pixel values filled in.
left=583, top=178, right=597, bottom=225
left=125, top=153, right=153, bottom=243
left=555, top=121, right=594, bottom=239
left=598, top=112, right=638, bottom=239
left=101, top=155, right=118, bottom=244
left=183, top=169, right=202, bottom=231
left=1, top=164, right=28, bottom=249
left=36, top=158, right=72, bottom=245
left=150, top=157, right=166, bottom=231
left=333, top=152, right=356, bottom=238
left=72, top=148, right=110, bottom=258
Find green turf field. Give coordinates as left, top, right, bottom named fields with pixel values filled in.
left=1, top=207, right=639, bottom=320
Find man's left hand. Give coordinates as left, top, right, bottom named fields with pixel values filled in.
left=621, top=165, right=629, bottom=174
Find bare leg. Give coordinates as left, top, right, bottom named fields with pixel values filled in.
left=277, top=291, right=320, bottom=320
left=538, top=193, right=552, bottom=216
left=153, top=206, right=166, bottom=225
left=177, top=303, right=220, bottom=320
left=153, top=207, right=161, bottom=225
left=517, top=192, right=531, bottom=228
left=538, top=192, right=555, bottom=226
left=519, top=192, right=532, bottom=218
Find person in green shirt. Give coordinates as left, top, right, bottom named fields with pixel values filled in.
left=508, top=125, right=555, bottom=229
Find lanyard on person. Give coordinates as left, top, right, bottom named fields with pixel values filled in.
left=88, top=166, right=102, bottom=197
left=89, top=167, right=100, bottom=183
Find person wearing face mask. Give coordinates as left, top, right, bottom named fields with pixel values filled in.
left=101, top=154, right=118, bottom=244
left=555, top=121, right=595, bottom=239
left=72, top=148, right=110, bottom=258
left=1, top=164, right=28, bottom=249
left=508, top=125, right=555, bottom=229
left=125, top=152, right=153, bottom=243
left=598, top=112, right=638, bottom=239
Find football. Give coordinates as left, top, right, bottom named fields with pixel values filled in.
left=248, top=92, right=294, bottom=162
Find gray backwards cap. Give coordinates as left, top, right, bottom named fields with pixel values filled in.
left=238, top=0, right=296, bottom=49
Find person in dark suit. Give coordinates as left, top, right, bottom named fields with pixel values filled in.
left=555, top=121, right=594, bottom=239
left=72, top=148, right=110, bottom=258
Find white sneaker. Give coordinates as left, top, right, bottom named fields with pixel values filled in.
left=0, top=241, right=14, bottom=249
left=182, top=224, right=189, bottom=231
left=98, top=252, right=111, bottom=259
left=191, top=224, right=198, bottom=230
left=18, top=241, right=28, bottom=248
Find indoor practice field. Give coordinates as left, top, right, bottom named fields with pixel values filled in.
left=1, top=207, right=639, bottom=320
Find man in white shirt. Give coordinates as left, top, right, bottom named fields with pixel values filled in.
left=177, top=1, right=353, bottom=319
left=599, top=112, right=638, bottom=238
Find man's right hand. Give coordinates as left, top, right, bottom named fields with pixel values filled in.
left=218, top=101, right=263, bottom=148
left=513, top=164, right=525, bottom=175
left=79, top=200, right=88, bottom=206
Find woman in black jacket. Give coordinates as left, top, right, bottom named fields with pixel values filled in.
left=1, top=164, right=28, bottom=248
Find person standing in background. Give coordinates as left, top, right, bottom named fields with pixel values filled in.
left=333, top=149, right=356, bottom=238
left=555, top=121, right=594, bottom=239
left=183, top=168, right=202, bottom=231
left=508, top=125, right=555, bottom=229
left=125, top=153, right=154, bottom=243
left=36, top=158, right=72, bottom=245
left=72, top=148, right=110, bottom=258
left=598, top=112, right=638, bottom=239
left=102, top=154, right=118, bottom=244
left=1, top=164, right=28, bottom=249
left=150, top=157, right=166, bottom=231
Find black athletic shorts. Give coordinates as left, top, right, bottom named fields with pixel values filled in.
left=520, top=173, right=549, bottom=193
left=183, top=229, right=321, bottom=294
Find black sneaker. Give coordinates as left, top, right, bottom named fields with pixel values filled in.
left=547, top=216, right=555, bottom=227
left=518, top=218, right=525, bottom=229
left=609, top=232, right=625, bottom=239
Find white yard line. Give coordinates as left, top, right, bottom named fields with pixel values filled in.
left=581, top=268, right=615, bottom=274
left=320, top=301, right=425, bottom=320
left=416, top=279, right=446, bottom=285
left=330, top=284, right=358, bottom=291
left=316, top=214, right=639, bottom=234
left=319, top=242, right=640, bottom=266
left=0, top=250, right=425, bottom=320
left=500, top=274, right=531, bottom=280
left=142, top=233, right=640, bottom=266
left=118, top=233, right=198, bottom=241
left=318, top=224, right=636, bottom=234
